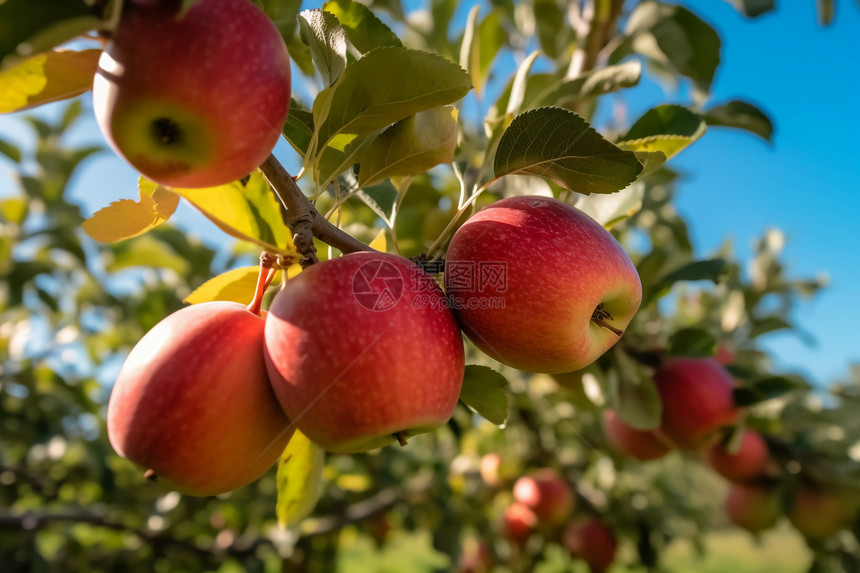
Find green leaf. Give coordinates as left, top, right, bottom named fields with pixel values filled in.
left=749, top=316, right=792, bottom=338
left=733, top=376, right=809, bottom=406
left=555, top=61, right=642, bottom=105
left=494, top=107, right=643, bottom=195
left=720, top=0, right=775, bottom=18
left=82, top=178, right=179, bottom=243
left=0, top=49, right=101, bottom=114
left=817, top=0, right=835, bottom=25
left=459, top=6, right=505, bottom=94
left=617, top=105, right=706, bottom=163
left=0, top=137, right=22, bottom=163
left=358, top=107, right=459, bottom=187
left=459, top=365, right=510, bottom=427
left=625, top=1, right=721, bottom=93
left=667, top=327, right=718, bottom=358
left=276, top=429, right=325, bottom=528
left=534, top=0, right=569, bottom=60
left=660, top=258, right=729, bottom=285
left=322, top=0, right=402, bottom=54
left=505, top=50, right=541, bottom=118
left=574, top=182, right=645, bottom=230
left=298, top=9, right=348, bottom=87
left=704, top=100, right=774, bottom=142
left=257, top=0, right=303, bottom=37
left=610, top=351, right=661, bottom=430
left=283, top=100, right=315, bottom=156
left=108, top=235, right=190, bottom=275
left=0, top=197, right=28, bottom=225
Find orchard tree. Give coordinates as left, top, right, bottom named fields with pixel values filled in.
left=1, top=0, right=859, bottom=572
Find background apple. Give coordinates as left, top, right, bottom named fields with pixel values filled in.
left=563, top=519, right=617, bottom=573
left=654, top=358, right=740, bottom=450
left=93, top=0, right=291, bottom=187
left=707, top=430, right=769, bottom=482
left=444, top=196, right=642, bottom=373
left=603, top=409, right=672, bottom=461
left=512, top=468, right=575, bottom=527
left=503, top=502, right=538, bottom=546
left=788, top=486, right=852, bottom=540
left=264, top=252, right=465, bottom=453
left=107, top=301, right=293, bottom=496
left=723, top=482, right=781, bottom=534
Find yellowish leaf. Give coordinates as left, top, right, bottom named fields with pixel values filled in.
left=82, top=177, right=179, bottom=242
left=184, top=264, right=301, bottom=305
left=369, top=229, right=387, bottom=252
left=0, top=49, right=101, bottom=114
left=276, top=429, right=325, bottom=528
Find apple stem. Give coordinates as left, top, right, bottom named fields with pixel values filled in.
left=591, top=303, right=624, bottom=336
left=247, top=252, right=277, bottom=316
left=393, top=432, right=409, bottom=447
left=143, top=469, right=157, bottom=481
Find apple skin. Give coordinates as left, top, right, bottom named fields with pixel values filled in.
left=603, top=409, right=672, bottom=461
left=93, top=0, right=291, bottom=188
left=724, top=482, right=781, bottom=533
left=788, top=487, right=852, bottom=540
left=503, top=502, right=538, bottom=545
left=707, top=430, right=768, bottom=482
left=107, top=301, right=293, bottom=496
left=444, top=196, right=642, bottom=373
left=512, top=468, right=575, bottom=527
left=653, top=358, right=740, bottom=450
left=264, top=252, right=465, bottom=454
left=563, top=519, right=617, bottom=573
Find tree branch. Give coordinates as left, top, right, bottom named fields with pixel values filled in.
left=258, top=155, right=376, bottom=264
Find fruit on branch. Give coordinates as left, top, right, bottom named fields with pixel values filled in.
left=93, top=0, right=291, bottom=187
left=788, top=486, right=852, bottom=540
left=603, top=409, right=672, bottom=461
left=724, top=482, right=781, bottom=533
left=707, top=430, right=769, bottom=482
left=107, top=301, right=293, bottom=496
left=512, top=468, right=575, bottom=527
left=563, top=519, right=618, bottom=573
left=654, top=358, right=740, bottom=450
left=444, top=196, right=642, bottom=373
left=264, top=252, right=465, bottom=453
left=503, top=502, right=538, bottom=545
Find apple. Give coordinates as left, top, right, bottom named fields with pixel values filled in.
left=707, top=430, right=769, bottom=482
left=107, top=301, right=293, bottom=496
left=512, top=468, right=575, bottom=527
left=443, top=196, right=642, bottom=373
left=724, top=482, right=781, bottom=533
left=480, top=453, right=503, bottom=487
left=603, top=409, right=672, bottom=461
left=563, top=519, right=617, bottom=573
left=503, top=502, right=538, bottom=545
left=458, top=537, right=493, bottom=573
left=264, top=252, right=465, bottom=453
left=653, top=358, right=740, bottom=450
left=788, top=486, right=852, bottom=540
left=93, top=0, right=291, bottom=188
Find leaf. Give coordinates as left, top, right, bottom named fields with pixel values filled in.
left=555, top=61, right=642, bottom=105
left=276, top=429, right=325, bottom=528
left=494, top=107, right=643, bottom=195
left=368, top=228, right=387, bottom=252
left=459, top=365, right=510, bottom=427
left=358, top=107, right=459, bottom=187
left=575, top=182, right=645, bottom=230
left=185, top=265, right=299, bottom=305
left=667, top=327, right=718, bottom=357
left=610, top=351, right=661, bottom=430
left=733, top=376, right=809, bottom=406
left=704, top=100, right=773, bottom=142
left=817, top=0, right=835, bottom=25
left=459, top=6, right=505, bottom=94
left=0, top=49, right=101, bottom=114
left=108, top=235, right=190, bottom=274
left=0, top=137, right=22, bottom=162
left=534, top=0, right=569, bottom=60
left=505, top=50, right=541, bottom=118
left=283, top=100, right=315, bottom=156
left=749, top=316, right=792, bottom=338
left=298, top=9, right=348, bottom=86
left=721, top=0, right=776, bottom=18
left=322, top=0, right=402, bottom=54
left=617, top=105, right=706, bottom=163
left=660, top=258, right=729, bottom=285
left=82, top=178, right=179, bottom=242
left=625, top=1, right=721, bottom=93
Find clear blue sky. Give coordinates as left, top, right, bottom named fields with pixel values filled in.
left=0, top=1, right=857, bottom=386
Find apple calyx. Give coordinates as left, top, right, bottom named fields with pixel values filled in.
left=151, top=117, right=181, bottom=145
left=591, top=303, right=624, bottom=336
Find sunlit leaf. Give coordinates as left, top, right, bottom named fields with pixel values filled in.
left=368, top=228, right=387, bottom=252
left=459, top=365, right=510, bottom=427
left=184, top=265, right=299, bottom=305
left=494, top=107, right=643, bottom=195
left=720, top=0, right=775, bottom=18
left=82, top=178, right=179, bottom=242
left=108, top=235, right=190, bottom=274
left=298, top=9, right=348, bottom=86
left=459, top=6, right=504, bottom=94
left=322, top=0, right=402, bottom=53
left=556, top=61, right=642, bottom=105
left=0, top=49, right=100, bottom=114
left=276, top=429, right=325, bottom=528
left=575, top=182, right=645, bottom=230
left=617, top=105, right=706, bottom=163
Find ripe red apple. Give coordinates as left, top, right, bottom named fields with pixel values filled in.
left=512, top=468, right=575, bottom=527
left=603, top=409, right=672, bottom=461
left=264, top=252, right=465, bottom=453
left=724, top=482, right=781, bottom=533
left=788, top=486, right=852, bottom=540
left=444, top=196, right=642, bottom=373
left=107, top=301, right=293, bottom=496
left=707, top=430, right=768, bottom=482
left=563, top=519, right=617, bottom=573
left=653, top=358, right=740, bottom=450
left=93, top=0, right=291, bottom=187
left=503, top=502, right=538, bottom=545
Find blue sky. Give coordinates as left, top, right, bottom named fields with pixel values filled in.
left=0, top=1, right=857, bottom=386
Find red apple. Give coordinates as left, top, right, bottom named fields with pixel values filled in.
left=603, top=409, right=672, bottom=461
left=93, top=0, right=291, bottom=187
left=264, top=252, right=465, bottom=453
left=512, top=468, right=575, bottom=527
left=107, top=301, right=293, bottom=496
left=654, top=358, right=740, bottom=450
left=714, top=344, right=735, bottom=365
left=444, top=196, right=642, bottom=373
left=724, top=482, right=781, bottom=533
left=503, top=502, right=538, bottom=545
left=563, top=519, right=617, bottom=573
left=707, top=430, right=768, bottom=482
left=788, top=486, right=852, bottom=540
